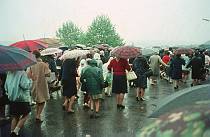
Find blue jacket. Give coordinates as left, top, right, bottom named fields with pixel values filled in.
left=5, top=71, right=32, bottom=102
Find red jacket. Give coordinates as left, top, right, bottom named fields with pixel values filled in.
left=107, top=58, right=131, bottom=75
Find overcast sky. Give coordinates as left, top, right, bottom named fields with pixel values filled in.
left=1, top=0, right=210, bottom=46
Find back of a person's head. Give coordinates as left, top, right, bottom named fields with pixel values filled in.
left=93, top=53, right=101, bottom=60
left=32, top=50, right=41, bottom=58
left=176, top=54, right=181, bottom=58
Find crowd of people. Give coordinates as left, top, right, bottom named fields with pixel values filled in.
left=0, top=46, right=210, bottom=137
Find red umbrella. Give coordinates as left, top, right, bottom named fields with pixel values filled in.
left=10, top=40, right=48, bottom=52
left=111, top=45, right=141, bottom=59
left=174, top=48, right=194, bottom=55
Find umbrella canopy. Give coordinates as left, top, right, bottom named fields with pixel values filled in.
left=110, top=45, right=141, bottom=59
left=10, top=40, right=48, bottom=52
left=59, top=49, right=90, bottom=60
left=36, top=38, right=62, bottom=48
left=59, top=46, right=69, bottom=52
left=40, top=48, right=62, bottom=56
left=75, top=44, right=86, bottom=49
left=174, top=48, right=194, bottom=55
left=95, top=44, right=110, bottom=50
left=139, top=103, right=210, bottom=137
left=0, top=45, right=37, bottom=73
left=141, top=48, right=157, bottom=56
left=149, top=84, right=210, bottom=118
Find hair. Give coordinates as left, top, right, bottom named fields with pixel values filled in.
left=176, top=54, right=181, bottom=58
left=32, top=50, right=41, bottom=58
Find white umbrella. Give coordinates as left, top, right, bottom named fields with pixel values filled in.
left=59, top=49, right=90, bottom=60
left=40, top=48, right=62, bottom=56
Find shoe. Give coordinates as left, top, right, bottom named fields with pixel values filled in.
left=191, top=83, right=193, bottom=87
left=90, top=110, right=94, bottom=118
left=140, top=97, right=146, bottom=101
left=174, top=86, right=178, bottom=89
left=120, top=105, right=125, bottom=109
left=95, top=112, right=100, bottom=118
left=117, top=104, right=121, bottom=109
left=136, top=97, right=140, bottom=101
left=67, top=110, right=75, bottom=114
left=10, top=132, right=19, bottom=137
left=105, top=93, right=108, bottom=96
left=35, top=118, right=43, bottom=123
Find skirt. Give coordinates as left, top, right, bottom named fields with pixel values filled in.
left=62, top=79, right=77, bottom=98
left=135, top=74, right=147, bottom=89
left=112, top=75, right=128, bottom=94
left=91, top=94, right=103, bottom=100
left=10, top=102, right=31, bottom=116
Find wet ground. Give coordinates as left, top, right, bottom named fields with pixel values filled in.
left=1, top=77, right=209, bottom=137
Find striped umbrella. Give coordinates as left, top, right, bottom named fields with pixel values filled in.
left=0, top=45, right=37, bottom=73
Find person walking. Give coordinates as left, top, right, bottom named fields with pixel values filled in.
left=149, top=53, right=167, bottom=85
left=133, top=55, right=150, bottom=101
left=30, top=50, right=51, bottom=122
left=61, top=58, right=78, bottom=113
left=102, top=57, right=113, bottom=97
left=107, top=57, right=131, bottom=110
left=186, top=52, right=203, bottom=86
left=80, top=59, right=104, bottom=118
left=5, top=70, right=33, bottom=137
left=170, top=54, right=185, bottom=89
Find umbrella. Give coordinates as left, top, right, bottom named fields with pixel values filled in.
left=40, top=48, right=62, bottom=56
left=149, top=84, right=210, bottom=118
left=139, top=103, right=210, bottom=137
left=36, top=38, right=62, bottom=48
left=10, top=40, right=48, bottom=52
left=0, top=45, right=36, bottom=73
left=174, top=48, right=194, bottom=55
left=75, top=44, right=86, bottom=49
left=141, top=48, right=157, bottom=56
left=95, top=44, right=109, bottom=50
left=110, top=45, right=141, bottom=59
left=59, top=46, right=69, bottom=52
left=59, top=49, right=90, bottom=60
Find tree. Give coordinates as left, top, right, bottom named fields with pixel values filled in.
left=56, top=21, right=84, bottom=47
left=85, top=15, right=124, bottom=47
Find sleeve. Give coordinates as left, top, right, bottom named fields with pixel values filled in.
left=132, top=59, right=137, bottom=72
left=125, top=60, right=131, bottom=71
left=107, top=60, right=113, bottom=71
left=159, top=56, right=167, bottom=67
left=19, top=72, right=32, bottom=91
left=44, top=63, right=51, bottom=75
left=186, top=59, right=192, bottom=68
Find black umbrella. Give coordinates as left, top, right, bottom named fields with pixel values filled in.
left=149, top=84, right=210, bottom=118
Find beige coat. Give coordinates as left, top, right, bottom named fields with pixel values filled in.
left=149, top=54, right=166, bottom=77
left=30, top=58, right=50, bottom=103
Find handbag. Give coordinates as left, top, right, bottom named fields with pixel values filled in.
left=81, top=81, right=88, bottom=91
left=145, top=69, right=153, bottom=77
left=126, top=71, right=137, bottom=81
